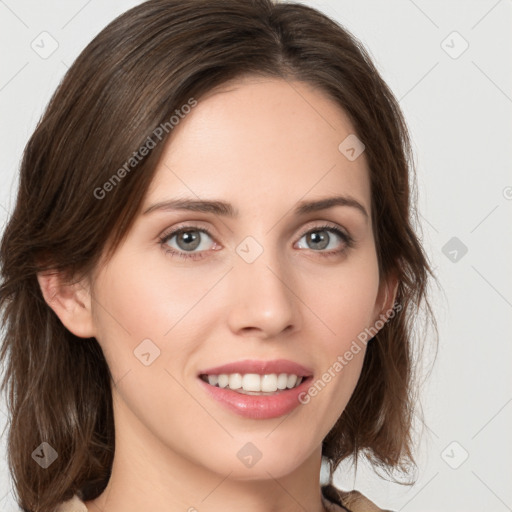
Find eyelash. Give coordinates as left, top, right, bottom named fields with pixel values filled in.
left=158, top=223, right=354, bottom=261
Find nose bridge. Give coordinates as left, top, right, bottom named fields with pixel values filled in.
left=227, top=235, right=300, bottom=337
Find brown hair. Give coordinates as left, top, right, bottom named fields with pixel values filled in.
left=0, top=0, right=436, bottom=510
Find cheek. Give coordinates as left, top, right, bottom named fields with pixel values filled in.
left=93, top=250, right=194, bottom=332
left=90, top=249, right=224, bottom=386
left=296, top=248, right=379, bottom=425
left=309, top=248, right=381, bottom=342
left=90, top=257, right=206, bottom=437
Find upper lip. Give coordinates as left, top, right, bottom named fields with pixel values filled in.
left=198, top=359, right=313, bottom=377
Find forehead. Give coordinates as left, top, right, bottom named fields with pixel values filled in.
left=144, top=76, right=371, bottom=216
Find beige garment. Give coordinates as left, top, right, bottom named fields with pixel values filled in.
left=54, top=494, right=87, bottom=512
left=54, top=485, right=391, bottom=512
left=322, top=484, right=394, bottom=512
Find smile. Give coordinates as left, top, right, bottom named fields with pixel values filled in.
left=199, top=372, right=304, bottom=394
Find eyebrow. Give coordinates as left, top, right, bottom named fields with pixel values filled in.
left=143, top=195, right=369, bottom=219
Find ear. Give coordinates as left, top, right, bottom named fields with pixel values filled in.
left=36, top=268, right=96, bottom=339
left=372, top=270, right=399, bottom=326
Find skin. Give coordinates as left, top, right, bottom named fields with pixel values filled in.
left=38, top=76, right=396, bottom=512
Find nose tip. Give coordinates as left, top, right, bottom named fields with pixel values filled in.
left=227, top=258, right=300, bottom=339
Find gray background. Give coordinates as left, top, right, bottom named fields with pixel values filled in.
left=1, top=1, right=511, bottom=510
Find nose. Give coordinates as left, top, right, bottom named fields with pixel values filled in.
left=226, top=247, right=301, bottom=339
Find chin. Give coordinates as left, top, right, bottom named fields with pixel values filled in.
left=204, top=443, right=311, bottom=481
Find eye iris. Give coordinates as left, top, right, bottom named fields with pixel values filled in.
left=307, top=230, right=329, bottom=250
left=177, top=230, right=201, bottom=251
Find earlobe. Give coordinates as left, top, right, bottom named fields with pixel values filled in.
left=36, top=269, right=96, bottom=339
left=373, top=272, right=399, bottom=325
left=383, top=275, right=399, bottom=316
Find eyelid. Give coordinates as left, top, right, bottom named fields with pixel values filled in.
left=158, top=219, right=215, bottom=240
left=296, top=220, right=350, bottom=239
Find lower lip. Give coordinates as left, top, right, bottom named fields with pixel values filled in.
left=198, top=376, right=313, bottom=419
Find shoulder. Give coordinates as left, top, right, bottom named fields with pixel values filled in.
left=321, top=483, right=395, bottom=512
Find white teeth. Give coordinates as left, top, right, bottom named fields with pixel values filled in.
left=203, top=373, right=305, bottom=393
left=287, top=374, right=297, bottom=389
left=276, top=373, right=288, bottom=389
left=217, top=374, right=229, bottom=388
left=242, top=373, right=261, bottom=391
left=261, top=374, right=277, bottom=392
left=228, top=373, right=242, bottom=390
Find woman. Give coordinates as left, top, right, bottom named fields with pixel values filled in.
left=0, top=1, right=435, bottom=511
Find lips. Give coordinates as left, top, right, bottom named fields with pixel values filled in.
left=196, top=359, right=314, bottom=419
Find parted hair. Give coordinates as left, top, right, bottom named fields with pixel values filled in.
left=0, top=0, right=435, bottom=510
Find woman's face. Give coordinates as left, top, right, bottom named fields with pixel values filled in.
left=84, top=76, right=391, bottom=480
